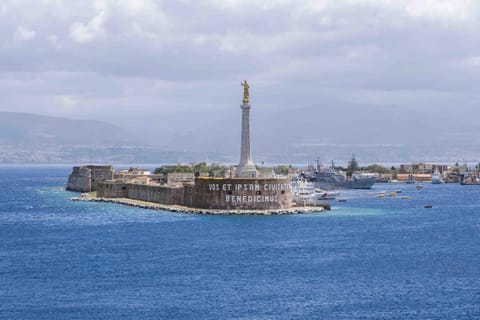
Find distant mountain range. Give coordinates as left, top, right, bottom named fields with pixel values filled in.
left=0, top=112, right=135, bottom=146
left=1, top=111, right=480, bottom=165
left=0, top=112, right=150, bottom=164
left=0, top=112, right=211, bottom=164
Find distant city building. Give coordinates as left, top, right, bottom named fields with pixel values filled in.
left=396, top=173, right=432, bottom=182
left=167, top=172, right=195, bottom=184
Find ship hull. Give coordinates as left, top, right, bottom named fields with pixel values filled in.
left=315, top=178, right=375, bottom=190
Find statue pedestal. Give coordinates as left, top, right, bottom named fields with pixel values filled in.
left=236, top=163, right=257, bottom=178
left=236, top=103, right=257, bottom=178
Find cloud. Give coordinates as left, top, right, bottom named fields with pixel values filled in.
left=69, top=9, right=108, bottom=43
left=13, top=26, right=36, bottom=41
left=47, top=34, right=62, bottom=49
left=1, top=0, right=480, bottom=154
left=466, top=56, right=480, bottom=67
left=53, top=94, right=78, bottom=107
left=404, top=0, right=475, bottom=22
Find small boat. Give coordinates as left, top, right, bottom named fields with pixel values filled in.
left=389, top=191, right=397, bottom=197
left=460, top=174, right=480, bottom=185
left=377, top=193, right=385, bottom=198
left=416, top=185, right=423, bottom=190
left=338, top=199, right=347, bottom=202
left=292, top=179, right=317, bottom=205
left=401, top=196, right=410, bottom=200
left=406, top=173, right=415, bottom=184
left=394, top=189, right=402, bottom=193
left=424, top=205, right=432, bottom=208
left=431, top=171, right=443, bottom=184
left=314, top=188, right=338, bottom=200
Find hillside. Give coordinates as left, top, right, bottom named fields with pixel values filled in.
left=0, top=112, right=136, bottom=146
left=0, top=112, right=154, bottom=163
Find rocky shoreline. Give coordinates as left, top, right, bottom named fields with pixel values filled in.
left=70, top=193, right=326, bottom=216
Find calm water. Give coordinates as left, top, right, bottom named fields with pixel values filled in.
left=1, top=167, right=479, bottom=319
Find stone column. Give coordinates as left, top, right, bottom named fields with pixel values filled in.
left=236, top=103, right=257, bottom=178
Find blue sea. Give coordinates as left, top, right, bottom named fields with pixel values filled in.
left=1, top=166, right=479, bottom=320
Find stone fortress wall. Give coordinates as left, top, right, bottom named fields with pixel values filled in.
left=97, top=182, right=185, bottom=206
left=127, top=184, right=185, bottom=205
left=192, top=177, right=292, bottom=210
left=66, top=165, right=114, bottom=192
left=94, top=176, right=292, bottom=210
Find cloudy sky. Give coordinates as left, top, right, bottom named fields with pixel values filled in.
left=1, top=0, right=480, bottom=154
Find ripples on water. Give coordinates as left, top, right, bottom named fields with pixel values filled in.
left=1, top=167, right=479, bottom=319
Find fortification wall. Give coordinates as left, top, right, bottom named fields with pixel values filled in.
left=95, top=177, right=293, bottom=211
left=66, top=165, right=115, bottom=192
left=97, top=182, right=129, bottom=198
left=192, top=177, right=292, bottom=210
left=88, top=166, right=115, bottom=191
left=66, top=167, right=91, bottom=192
left=127, top=184, right=184, bottom=205
left=97, top=182, right=184, bottom=205
left=183, top=184, right=195, bottom=208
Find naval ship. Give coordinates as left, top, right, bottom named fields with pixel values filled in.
left=303, top=161, right=376, bottom=190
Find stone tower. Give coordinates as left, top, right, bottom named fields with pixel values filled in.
left=236, top=81, right=257, bottom=178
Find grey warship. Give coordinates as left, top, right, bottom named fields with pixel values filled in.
left=304, top=161, right=376, bottom=190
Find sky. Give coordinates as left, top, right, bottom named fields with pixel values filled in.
left=1, top=0, right=480, bottom=157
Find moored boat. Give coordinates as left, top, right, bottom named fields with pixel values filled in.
left=406, top=173, right=415, bottom=184
left=460, top=173, right=480, bottom=185
left=304, top=160, right=376, bottom=190
left=431, top=171, right=443, bottom=184
left=292, top=179, right=336, bottom=205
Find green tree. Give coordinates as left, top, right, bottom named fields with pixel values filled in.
left=193, top=162, right=208, bottom=174
left=154, top=165, right=193, bottom=174
left=273, top=165, right=290, bottom=175
left=208, top=163, right=227, bottom=177
left=365, top=164, right=391, bottom=174
left=346, top=154, right=359, bottom=176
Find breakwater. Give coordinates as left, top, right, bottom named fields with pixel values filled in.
left=70, top=193, right=325, bottom=216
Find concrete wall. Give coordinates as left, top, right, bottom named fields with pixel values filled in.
left=192, top=177, right=292, bottom=210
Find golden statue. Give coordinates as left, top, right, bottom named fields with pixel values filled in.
left=241, top=80, right=249, bottom=104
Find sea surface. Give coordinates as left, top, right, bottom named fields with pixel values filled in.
left=1, top=166, right=480, bottom=320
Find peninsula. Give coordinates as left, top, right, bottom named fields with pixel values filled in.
left=67, top=83, right=325, bottom=215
